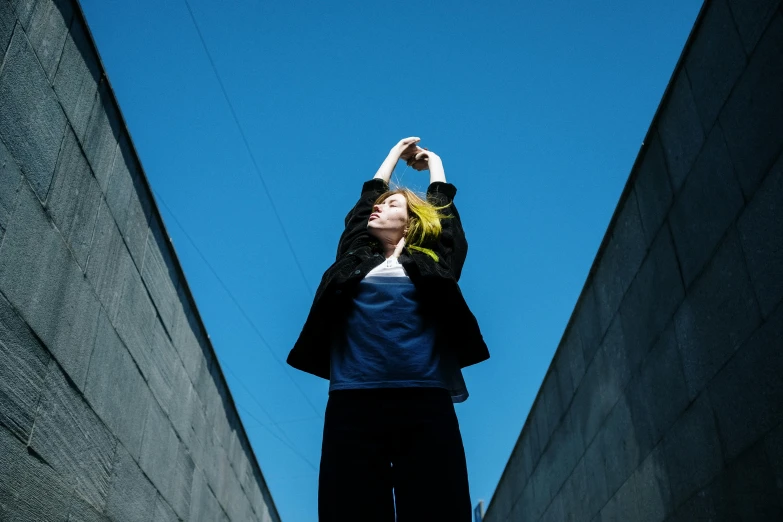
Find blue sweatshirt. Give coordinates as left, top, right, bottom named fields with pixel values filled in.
left=329, top=256, right=468, bottom=403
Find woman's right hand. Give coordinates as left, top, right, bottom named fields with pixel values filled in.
left=394, top=137, right=421, bottom=162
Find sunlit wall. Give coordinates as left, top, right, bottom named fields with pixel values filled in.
left=0, top=1, right=279, bottom=520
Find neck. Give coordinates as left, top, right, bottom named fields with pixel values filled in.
left=371, top=234, right=404, bottom=259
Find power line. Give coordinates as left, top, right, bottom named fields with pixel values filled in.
left=169, top=0, right=325, bottom=475
left=153, top=189, right=323, bottom=420
left=180, top=0, right=314, bottom=298
left=236, top=403, right=319, bottom=473
left=225, top=365, right=299, bottom=449
left=154, top=189, right=321, bottom=473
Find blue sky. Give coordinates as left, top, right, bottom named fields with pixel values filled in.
left=78, top=1, right=703, bottom=520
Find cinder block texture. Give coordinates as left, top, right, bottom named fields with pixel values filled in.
left=172, top=292, right=207, bottom=385
left=720, top=12, right=783, bottom=198
left=101, top=131, right=153, bottom=272
left=53, top=14, right=100, bottom=141
left=626, top=325, right=689, bottom=458
left=86, top=199, right=134, bottom=321
left=0, top=181, right=101, bottom=389
left=0, top=138, right=23, bottom=237
left=575, top=284, right=602, bottom=364
left=123, top=153, right=152, bottom=270
left=619, top=226, right=683, bottom=370
left=572, top=316, right=631, bottom=447
left=22, top=0, right=73, bottom=81
left=10, top=0, right=36, bottom=29
left=657, top=71, right=705, bottom=192
left=190, top=469, right=228, bottom=522
left=143, top=220, right=180, bottom=337
left=670, top=436, right=783, bottom=521
left=558, top=454, right=589, bottom=522
left=46, top=126, right=102, bottom=269
left=685, top=0, right=747, bottom=133
left=29, top=362, right=117, bottom=511
left=581, top=436, right=610, bottom=517
left=533, top=369, right=563, bottom=449
left=663, top=393, right=723, bottom=507
left=0, top=5, right=283, bottom=514
left=554, top=327, right=585, bottom=409
left=0, top=27, right=67, bottom=200
left=592, top=193, right=646, bottom=334
left=600, top=446, right=672, bottom=522
left=486, top=2, right=783, bottom=520
left=68, top=492, right=111, bottom=522
left=633, top=133, right=673, bottom=245
left=114, top=262, right=156, bottom=365
left=84, top=311, right=152, bottom=460
left=738, top=156, right=783, bottom=317
left=600, top=398, right=641, bottom=498
left=669, top=125, right=744, bottom=287
left=105, top=445, right=157, bottom=522
left=764, top=422, right=783, bottom=504
left=0, top=1, right=15, bottom=59
left=727, top=0, right=783, bottom=54
left=0, top=291, right=50, bottom=441
left=724, top=440, right=783, bottom=520
left=139, top=402, right=194, bottom=520
left=82, top=81, right=120, bottom=192
left=708, top=304, right=783, bottom=461
left=674, top=229, right=761, bottom=399
left=0, top=425, right=73, bottom=520
left=153, top=495, right=179, bottom=522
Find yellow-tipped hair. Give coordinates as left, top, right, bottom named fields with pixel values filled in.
left=374, top=188, right=453, bottom=262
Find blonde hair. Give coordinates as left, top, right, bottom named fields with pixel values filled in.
left=374, top=188, right=453, bottom=262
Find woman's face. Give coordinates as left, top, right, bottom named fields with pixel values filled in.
left=367, top=193, right=409, bottom=240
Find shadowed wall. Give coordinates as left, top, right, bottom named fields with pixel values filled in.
left=484, top=0, right=783, bottom=520
left=0, top=0, right=281, bottom=520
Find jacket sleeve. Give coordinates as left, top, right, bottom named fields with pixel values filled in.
left=427, top=181, right=468, bottom=281
left=335, top=178, right=389, bottom=260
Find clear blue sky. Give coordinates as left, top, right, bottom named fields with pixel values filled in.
left=78, top=1, right=703, bottom=520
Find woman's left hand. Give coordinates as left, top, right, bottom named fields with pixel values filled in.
left=408, top=148, right=442, bottom=171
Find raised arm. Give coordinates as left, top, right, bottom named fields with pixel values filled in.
left=335, top=138, right=421, bottom=259
left=373, top=137, right=421, bottom=183
left=411, top=148, right=468, bottom=280
left=427, top=180, right=468, bottom=281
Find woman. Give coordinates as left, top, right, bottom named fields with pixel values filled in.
left=287, top=137, right=489, bottom=521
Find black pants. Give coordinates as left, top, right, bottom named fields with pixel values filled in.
left=318, top=387, right=472, bottom=521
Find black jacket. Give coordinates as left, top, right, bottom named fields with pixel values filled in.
left=287, top=178, right=489, bottom=380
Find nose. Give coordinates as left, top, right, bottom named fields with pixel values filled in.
left=373, top=204, right=382, bottom=213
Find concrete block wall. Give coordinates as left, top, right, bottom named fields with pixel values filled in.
left=0, top=1, right=281, bottom=520
left=484, top=0, right=783, bottom=520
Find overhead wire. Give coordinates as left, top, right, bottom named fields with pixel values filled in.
left=236, top=403, right=319, bottom=473
left=153, top=189, right=323, bottom=419
left=168, top=0, right=325, bottom=420
left=181, top=0, right=314, bottom=297
left=225, top=366, right=299, bottom=449
left=170, top=0, right=332, bottom=475
left=153, top=190, right=320, bottom=473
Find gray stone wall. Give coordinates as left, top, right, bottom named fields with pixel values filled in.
left=484, top=0, right=783, bottom=520
left=0, top=1, right=281, bottom=520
